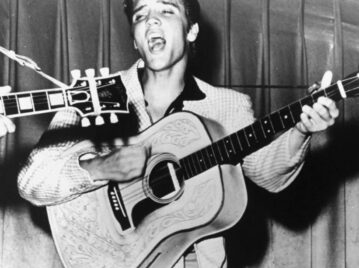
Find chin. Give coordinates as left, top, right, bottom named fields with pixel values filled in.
left=146, top=59, right=171, bottom=72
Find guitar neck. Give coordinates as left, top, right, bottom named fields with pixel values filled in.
left=180, top=80, right=348, bottom=179
left=0, top=88, right=68, bottom=118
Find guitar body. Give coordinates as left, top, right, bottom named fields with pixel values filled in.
left=47, top=112, right=248, bottom=268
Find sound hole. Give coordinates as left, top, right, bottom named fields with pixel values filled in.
left=146, top=159, right=185, bottom=204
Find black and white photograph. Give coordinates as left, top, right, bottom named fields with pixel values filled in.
left=0, top=0, right=358, bottom=267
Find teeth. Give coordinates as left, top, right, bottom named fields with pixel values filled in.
left=148, top=36, right=166, bottom=51
left=149, top=37, right=164, bottom=44
left=149, top=33, right=163, bottom=39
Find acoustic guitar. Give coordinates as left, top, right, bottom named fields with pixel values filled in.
left=46, top=72, right=359, bottom=267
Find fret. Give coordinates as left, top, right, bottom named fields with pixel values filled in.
left=223, top=136, right=237, bottom=158
left=33, top=92, right=50, bottom=111
left=218, top=139, right=230, bottom=162
left=199, top=148, right=211, bottom=170
left=244, top=125, right=257, bottom=146
left=300, top=95, right=314, bottom=107
left=252, top=121, right=267, bottom=142
left=188, top=155, right=196, bottom=177
left=229, top=132, right=243, bottom=155
left=189, top=154, right=199, bottom=176
left=260, top=116, right=275, bottom=136
left=312, top=90, right=326, bottom=102
left=196, top=150, right=207, bottom=172
left=212, top=140, right=225, bottom=164
left=3, top=95, right=19, bottom=115
left=176, top=166, right=185, bottom=182
left=179, top=158, right=191, bottom=180
left=236, top=130, right=250, bottom=150
left=279, top=106, right=295, bottom=128
left=205, top=145, right=218, bottom=167
left=182, top=157, right=194, bottom=179
left=289, top=101, right=302, bottom=122
left=270, top=111, right=285, bottom=132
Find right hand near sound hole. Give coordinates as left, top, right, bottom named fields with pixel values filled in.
left=80, top=145, right=149, bottom=182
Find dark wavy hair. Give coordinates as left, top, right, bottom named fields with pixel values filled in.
left=123, top=0, right=201, bottom=29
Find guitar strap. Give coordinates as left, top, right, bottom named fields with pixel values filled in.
left=0, top=45, right=67, bottom=88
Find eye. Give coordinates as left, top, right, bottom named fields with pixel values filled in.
left=161, top=8, right=174, bottom=15
left=133, top=13, right=146, bottom=23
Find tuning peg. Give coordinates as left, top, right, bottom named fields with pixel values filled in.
left=71, top=69, right=81, bottom=80
left=95, top=115, right=105, bottom=126
left=100, top=67, right=110, bottom=76
left=81, top=117, right=91, bottom=127
left=85, top=68, right=95, bottom=78
left=0, top=85, right=12, bottom=95
left=110, top=113, right=118, bottom=124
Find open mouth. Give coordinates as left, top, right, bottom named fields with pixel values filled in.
left=147, top=32, right=166, bottom=52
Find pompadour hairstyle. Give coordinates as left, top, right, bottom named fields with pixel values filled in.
left=123, top=0, right=201, bottom=29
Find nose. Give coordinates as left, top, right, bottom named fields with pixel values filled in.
left=146, top=11, right=161, bottom=26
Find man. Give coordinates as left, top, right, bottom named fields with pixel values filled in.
left=18, top=0, right=339, bottom=267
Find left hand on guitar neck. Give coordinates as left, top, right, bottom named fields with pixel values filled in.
left=295, top=70, right=339, bottom=135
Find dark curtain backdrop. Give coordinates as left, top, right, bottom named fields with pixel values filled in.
left=1, top=0, right=359, bottom=267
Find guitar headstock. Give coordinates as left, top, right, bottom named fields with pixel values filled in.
left=66, top=68, right=129, bottom=127
left=313, top=71, right=359, bottom=102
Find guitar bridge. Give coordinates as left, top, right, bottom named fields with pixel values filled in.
left=108, top=182, right=132, bottom=231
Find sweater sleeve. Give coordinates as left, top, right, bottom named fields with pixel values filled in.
left=242, top=129, right=310, bottom=192
left=226, top=92, right=311, bottom=193
left=18, top=110, right=107, bottom=206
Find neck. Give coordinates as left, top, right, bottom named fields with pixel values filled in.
left=142, top=59, right=187, bottom=109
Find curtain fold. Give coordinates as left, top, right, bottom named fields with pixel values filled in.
left=1, top=0, right=359, bottom=267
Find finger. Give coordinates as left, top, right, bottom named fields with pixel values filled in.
left=299, top=112, right=312, bottom=131
left=0, top=120, right=8, bottom=137
left=302, top=105, right=322, bottom=124
left=317, top=97, right=339, bottom=118
left=1, top=116, right=15, bottom=133
left=295, top=121, right=309, bottom=135
left=0, top=85, right=11, bottom=95
left=313, top=103, right=331, bottom=121
left=118, top=145, right=148, bottom=161
left=320, top=70, right=333, bottom=89
left=126, top=168, right=144, bottom=180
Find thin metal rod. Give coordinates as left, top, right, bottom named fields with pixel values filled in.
left=214, top=85, right=309, bottom=89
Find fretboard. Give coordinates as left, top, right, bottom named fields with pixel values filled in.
left=180, top=81, right=346, bottom=179
left=0, top=89, right=67, bottom=118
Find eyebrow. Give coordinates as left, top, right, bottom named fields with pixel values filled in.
left=160, top=0, right=180, bottom=9
left=133, top=0, right=180, bottom=15
left=133, top=4, right=145, bottom=15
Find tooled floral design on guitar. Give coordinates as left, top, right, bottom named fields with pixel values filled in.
left=142, top=179, right=220, bottom=243
left=150, top=118, right=201, bottom=148
left=50, top=192, right=135, bottom=267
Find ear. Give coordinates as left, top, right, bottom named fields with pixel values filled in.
left=187, top=23, right=199, bottom=42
